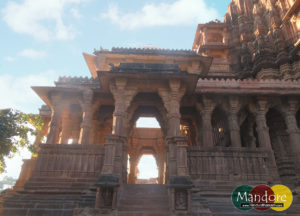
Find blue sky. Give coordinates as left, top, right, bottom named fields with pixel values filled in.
left=0, top=0, right=230, bottom=179
left=0, top=0, right=229, bottom=114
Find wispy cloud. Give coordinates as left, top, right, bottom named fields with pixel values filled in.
left=101, top=0, right=219, bottom=30
left=0, top=70, right=58, bottom=113
left=2, top=0, right=85, bottom=41
left=4, top=56, right=15, bottom=62
left=19, top=49, right=46, bottom=59
left=70, top=8, right=82, bottom=19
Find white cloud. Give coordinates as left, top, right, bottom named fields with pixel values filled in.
left=101, top=0, right=219, bottom=30
left=4, top=56, right=15, bottom=62
left=70, top=8, right=82, bottom=19
left=0, top=70, right=58, bottom=113
left=19, top=49, right=46, bottom=59
left=2, top=0, right=84, bottom=41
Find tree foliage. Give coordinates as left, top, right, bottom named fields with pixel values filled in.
left=0, top=109, right=41, bottom=173
left=0, top=176, right=17, bottom=191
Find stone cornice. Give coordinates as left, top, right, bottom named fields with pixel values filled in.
left=196, top=78, right=300, bottom=95
left=55, top=76, right=98, bottom=87
left=94, top=47, right=199, bottom=56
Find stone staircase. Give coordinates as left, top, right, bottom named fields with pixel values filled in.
left=1, top=177, right=97, bottom=216
left=117, top=184, right=170, bottom=216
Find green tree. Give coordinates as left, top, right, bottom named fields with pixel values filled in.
left=0, top=109, right=40, bottom=173
left=0, top=176, right=17, bottom=191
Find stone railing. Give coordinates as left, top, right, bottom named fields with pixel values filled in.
left=187, top=146, right=272, bottom=181
left=33, top=144, right=105, bottom=178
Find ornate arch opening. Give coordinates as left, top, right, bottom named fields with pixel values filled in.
left=136, top=154, right=159, bottom=184
left=211, top=106, right=230, bottom=147
left=91, top=105, right=114, bottom=144
left=59, top=103, right=82, bottom=144
left=126, top=92, right=167, bottom=184
left=239, top=107, right=259, bottom=148
left=180, top=106, right=198, bottom=146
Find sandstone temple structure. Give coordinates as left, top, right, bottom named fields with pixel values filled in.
left=1, top=0, right=300, bottom=215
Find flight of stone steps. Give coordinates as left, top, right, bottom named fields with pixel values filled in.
left=1, top=177, right=97, bottom=216
left=117, top=184, right=170, bottom=216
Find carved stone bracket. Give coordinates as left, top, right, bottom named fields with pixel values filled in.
left=109, top=78, right=137, bottom=136
left=158, top=79, right=186, bottom=137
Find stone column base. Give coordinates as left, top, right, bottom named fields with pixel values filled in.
left=168, top=176, right=193, bottom=215
left=94, top=174, right=120, bottom=210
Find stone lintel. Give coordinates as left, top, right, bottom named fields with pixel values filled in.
left=98, top=70, right=199, bottom=93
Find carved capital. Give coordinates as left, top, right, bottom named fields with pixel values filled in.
left=256, top=97, right=269, bottom=112
left=49, top=93, right=65, bottom=111
left=158, top=83, right=185, bottom=115
left=228, top=96, right=241, bottom=115
left=196, top=97, right=216, bottom=115
left=110, top=80, right=137, bottom=114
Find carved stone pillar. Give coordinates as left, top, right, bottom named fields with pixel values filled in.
left=46, top=94, right=64, bottom=144
left=110, top=78, right=137, bottom=136
left=227, top=97, right=241, bottom=148
left=79, top=89, right=93, bottom=145
left=104, top=78, right=136, bottom=185
left=158, top=80, right=185, bottom=137
left=128, top=155, right=137, bottom=184
left=166, top=137, right=177, bottom=178
left=60, top=111, right=72, bottom=144
left=254, top=98, right=279, bottom=181
left=158, top=80, right=186, bottom=178
left=196, top=97, right=215, bottom=148
left=254, top=99, right=272, bottom=149
left=283, top=99, right=300, bottom=173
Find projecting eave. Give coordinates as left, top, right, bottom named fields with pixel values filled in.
left=31, top=86, right=84, bottom=108
left=83, top=52, right=98, bottom=78
left=84, top=48, right=213, bottom=77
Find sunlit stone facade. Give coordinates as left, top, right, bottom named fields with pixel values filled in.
left=1, top=0, right=300, bottom=215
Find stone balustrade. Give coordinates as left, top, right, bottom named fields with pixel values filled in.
left=187, top=146, right=271, bottom=181
left=33, top=144, right=105, bottom=178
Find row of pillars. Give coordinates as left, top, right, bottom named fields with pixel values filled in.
left=198, top=96, right=300, bottom=177
left=46, top=89, right=93, bottom=145
left=198, top=97, right=300, bottom=149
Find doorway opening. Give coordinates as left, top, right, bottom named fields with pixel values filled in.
left=136, top=154, right=158, bottom=184
left=127, top=115, right=166, bottom=184
left=136, top=117, right=160, bottom=128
